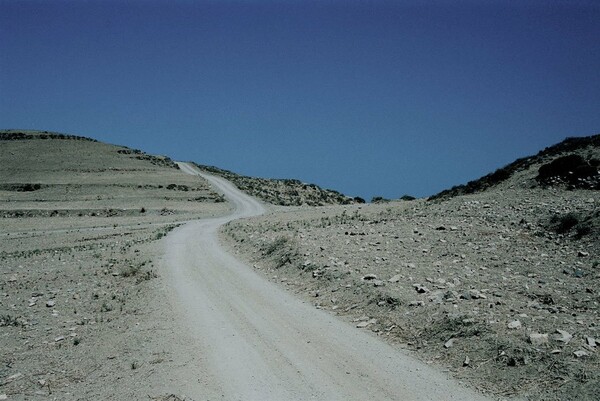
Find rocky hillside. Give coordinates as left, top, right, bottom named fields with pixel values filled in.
left=222, top=134, right=599, bottom=401
left=195, top=163, right=359, bottom=206
left=431, top=134, right=599, bottom=200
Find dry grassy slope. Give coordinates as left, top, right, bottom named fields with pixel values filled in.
left=0, top=130, right=229, bottom=399
left=222, top=138, right=599, bottom=401
left=195, top=163, right=359, bottom=206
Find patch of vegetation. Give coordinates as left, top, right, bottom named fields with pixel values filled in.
left=0, top=130, right=97, bottom=141
left=546, top=211, right=598, bottom=239
left=371, top=196, right=390, bottom=204
left=261, top=236, right=299, bottom=268
left=0, top=183, right=43, bottom=192
left=537, top=154, right=599, bottom=189
left=0, top=314, right=23, bottom=327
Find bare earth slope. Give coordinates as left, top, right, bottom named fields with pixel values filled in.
left=222, top=137, right=599, bottom=401
left=166, top=163, right=489, bottom=401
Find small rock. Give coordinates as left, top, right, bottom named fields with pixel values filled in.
left=554, top=329, right=573, bottom=344
left=529, top=333, right=549, bottom=346
left=585, top=337, right=596, bottom=348
left=443, top=290, right=459, bottom=302
left=4, top=373, right=22, bottom=383
left=550, top=349, right=562, bottom=354
left=362, top=274, right=377, bottom=281
left=54, top=336, right=65, bottom=342
left=468, top=289, right=486, bottom=299
left=507, top=320, right=522, bottom=329
left=414, top=284, right=429, bottom=294
left=38, top=379, right=46, bottom=386
left=0, top=394, right=7, bottom=400
left=356, top=319, right=376, bottom=328
left=388, top=274, right=401, bottom=283
left=463, top=356, right=470, bottom=366
left=408, top=300, right=424, bottom=307
left=46, top=300, right=55, bottom=308
left=444, top=338, right=455, bottom=348
left=372, top=280, right=385, bottom=287
left=577, top=251, right=589, bottom=257
left=573, top=350, right=589, bottom=358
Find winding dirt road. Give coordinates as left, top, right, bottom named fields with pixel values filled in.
left=164, top=162, right=489, bottom=401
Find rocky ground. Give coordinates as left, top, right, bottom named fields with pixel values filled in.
left=222, top=141, right=599, bottom=401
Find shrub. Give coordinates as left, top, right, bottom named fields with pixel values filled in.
left=549, top=213, right=580, bottom=234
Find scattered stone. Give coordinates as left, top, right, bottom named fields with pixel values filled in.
left=529, top=333, right=549, bottom=346
left=408, top=300, right=424, bottom=307
left=467, top=289, right=486, bottom=299
left=372, top=280, right=385, bottom=287
left=573, top=350, right=589, bottom=358
left=577, top=251, right=589, bottom=257
left=507, top=320, right=521, bottom=329
left=444, top=338, right=455, bottom=348
left=356, top=319, right=376, bottom=328
left=414, top=284, right=429, bottom=294
left=443, top=290, right=459, bottom=302
left=463, top=356, right=470, bottom=366
left=585, top=337, right=596, bottom=348
left=0, top=394, right=7, bottom=400
left=554, top=329, right=573, bottom=344
left=388, top=274, right=401, bottom=283
left=3, top=373, right=22, bottom=384
left=45, top=300, right=55, bottom=308
left=362, top=274, right=377, bottom=281
left=54, top=336, right=65, bottom=342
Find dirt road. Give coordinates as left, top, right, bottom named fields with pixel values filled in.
left=164, top=162, right=489, bottom=401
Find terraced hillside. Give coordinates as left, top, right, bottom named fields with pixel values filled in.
left=0, top=130, right=228, bottom=399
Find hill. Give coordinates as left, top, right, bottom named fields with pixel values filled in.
left=0, top=130, right=229, bottom=398
left=430, top=134, right=599, bottom=200
left=222, top=134, right=599, bottom=401
left=195, top=163, right=359, bottom=206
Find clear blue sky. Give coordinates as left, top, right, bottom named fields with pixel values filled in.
left=1, top=0, right=599, bottom=199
